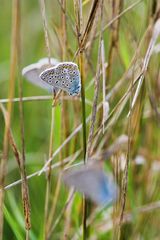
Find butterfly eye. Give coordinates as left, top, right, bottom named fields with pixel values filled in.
left=48, top=80, right=52, bottom=83
left=61, top=75, right=64, bottom=79
left=62, top=81, right=65, bottom=84
left=54, top=75, right=57, bottom=78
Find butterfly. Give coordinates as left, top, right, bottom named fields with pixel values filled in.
left=62, top=164, right=118, bottom=205
left=22, top=58, right=59, bottom=92
left=39, top=62, right=81, bottom=96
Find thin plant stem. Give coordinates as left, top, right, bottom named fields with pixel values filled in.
left=106, top=0, right=123, bottom=85
left=74, top=1, right=88, bottom=238
left=3, top=150, right=81, bottom=191
left=40, top=0, right=51, bottom=64
left=79, top=53, right=88, bottom=240
left=17, top=1, right=31, bottom=238
left=44, top=101, right=55, bottom=239
left=39, top=0, right=54, bottom=239
left=0, top=1, right=19, bottom=239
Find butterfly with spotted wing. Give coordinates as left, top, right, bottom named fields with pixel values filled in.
left=39, top=62, right=81, bottom=96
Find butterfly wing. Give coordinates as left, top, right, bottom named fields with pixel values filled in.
left=40, top=62, right=81, bottom=96
left=63, top=165, right=118, bottom=205
left=22, top=58, right=59, bottom=92
left=55, top=62, right=81, bottom=95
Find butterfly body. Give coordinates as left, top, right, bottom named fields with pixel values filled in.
left=40, top=62, right=81, bottom=96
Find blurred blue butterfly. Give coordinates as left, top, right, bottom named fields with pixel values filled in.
left=63, top=164, right=118, bottom=205
left=39, top=62, right=81, bottom=96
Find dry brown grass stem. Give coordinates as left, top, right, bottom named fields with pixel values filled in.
left=57, top=0, right=76, bottom=36
left=90, top=74, right=141, bottom=153
left=72, top=198, right=160, bottom=240
left=1, top=134, right=129, bottom=193
left=40, top=0, right=51, bottom=63
left=129, top=18, right=160, bottom=116
left=62, top=190, right=74, bottom=240
left=0, top=1, right=19, bottom=239
left=3, top=150, right=81, bottom=191
left=86, top=0, right=142, bottom=49
left=86, top=2, right=101, bottom=56
left=74, top=0, right=88, bottom=237
left=58, top=3, right=72, bottom=238
left=48, top=188, right=75, bottom=237
left=45, top=146, right=81, bottom=238
left=46, top=145, right=81, bottom=238
left=94, top=200, right=160, bottom=233
left=17, top=1, right=31, bottom=236
left=90, top=19, right=160, bottom=150
left=60, top=0, right=69, bottom=158
left=0, top=103, right=21, bottom=168
left=43, top=103, right=55, bottom=239
left=117, top=89, right=132, bottom=240
left=74, top=0, right=83, bottom=43
left=117, top=17, right=160, bottom=240
left=61, top=0, right=79, bottom=228
left=46, top=174, right=62, bottom=239
left=86, top=4, right=103, bottom=160
left=61, top=0, right=67, bottom=60
left=1, top=99, right=31, bottom=236
left=80, top=0, right=101, bottom=49
left=40, top=0, right=55, bottom=237
left=33, top=102, right=102, bottom=175
left=0, top=95, right=92, bottom=106
left=106, top=0, right=123, bottom=84
left=101, top=40, right=106, bottom=134
left=73, top=0, right=102, bottom=59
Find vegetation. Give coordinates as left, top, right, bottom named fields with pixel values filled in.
left=0, top=0, right=160, bottom=239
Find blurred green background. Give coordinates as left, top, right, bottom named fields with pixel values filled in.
left=0, top=0, right=160, bottom=239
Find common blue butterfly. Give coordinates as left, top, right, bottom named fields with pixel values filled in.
left=63, top=164, right=118, bottom=205
left=39, top=62, right=81, bottom=96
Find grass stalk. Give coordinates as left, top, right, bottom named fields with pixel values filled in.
left=78, top=41, right=88, bottom=240
left=39, top=0, right=54, bottom=239
left=17, top=1, right=31, bottom=238
left=0, top=1, right=19, bottom=239
left=106, top=0, right=123, bottom=85
left=74, top=1, right=88, bottom=238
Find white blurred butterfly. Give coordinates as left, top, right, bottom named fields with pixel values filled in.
left=62, top=164, right=118, bottom=205
left=22, top=58, right=59, bottom=92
